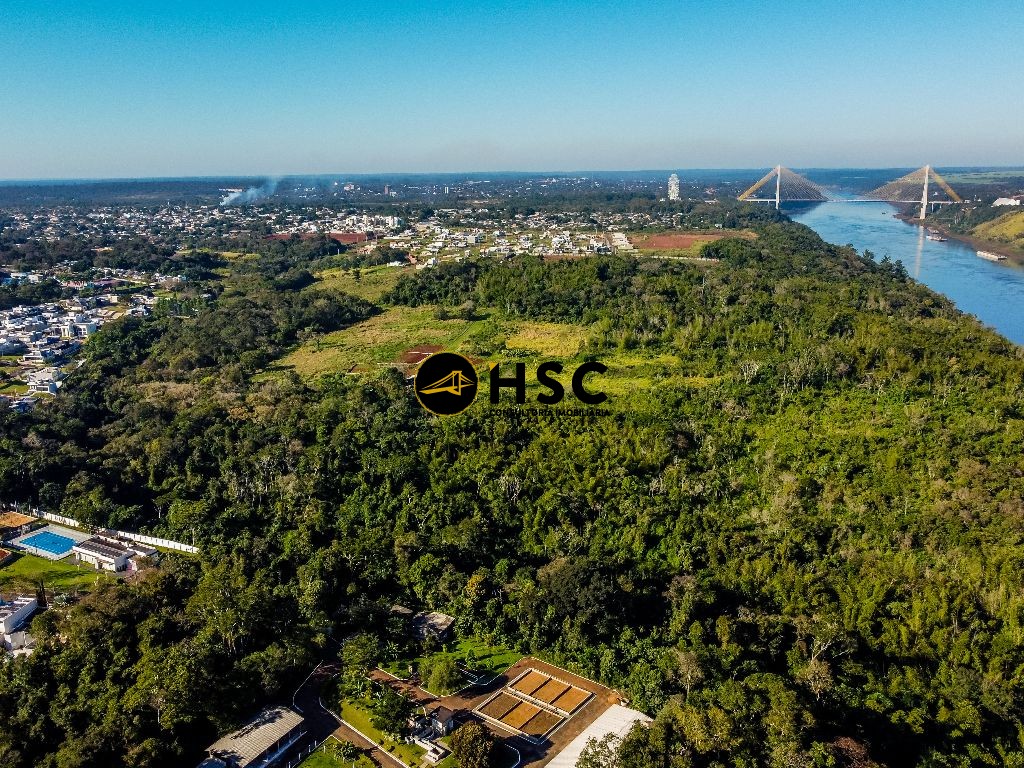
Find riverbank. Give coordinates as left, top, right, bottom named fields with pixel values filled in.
left=895, top=214, right=1024, bottom=263
left=791, top=201, right=1024, bottom=345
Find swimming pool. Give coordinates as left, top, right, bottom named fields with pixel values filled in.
left=20, top=530, right=75, bottom=556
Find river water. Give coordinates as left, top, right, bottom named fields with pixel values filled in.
left=789, top=201, right=1024, bottom=345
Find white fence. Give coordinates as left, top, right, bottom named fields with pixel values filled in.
left=111, top=528, right=198, bottom=554
left=3, top=505, right=199, bottom=554
left=38, top=511, right=79, bottom=528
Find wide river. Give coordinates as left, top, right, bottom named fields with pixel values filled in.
left=790, top=201, right=1024, bottom=345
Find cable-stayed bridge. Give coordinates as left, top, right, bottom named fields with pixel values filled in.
left=738, top=165, right=962, bottom=219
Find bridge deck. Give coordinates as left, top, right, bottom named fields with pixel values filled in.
left=745, top=198, right=955, bottom=204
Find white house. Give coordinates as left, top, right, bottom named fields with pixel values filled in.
left=26, top=367, right=65, bottom=394
left=0, top=595, right=37, bottom=635
left=993, top=197, right=1022, bottom=207
left=73, top=537, right=131, bottom=571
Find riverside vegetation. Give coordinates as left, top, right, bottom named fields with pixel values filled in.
left=1, top=213, right=1024, bottom=768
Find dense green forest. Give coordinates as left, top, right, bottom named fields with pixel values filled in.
left=2, top=218, right=1024, bottom=767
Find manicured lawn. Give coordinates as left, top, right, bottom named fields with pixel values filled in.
left=337, top=699, right=425, bottom=767
left=383, top=636, right=521, bottom=684
left=0, top=552, right=114, bottom=594
left=300, top=736, right=374, bottom=768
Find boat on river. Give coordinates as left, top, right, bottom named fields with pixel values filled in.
left=977, top=250, right=1007, bottom=262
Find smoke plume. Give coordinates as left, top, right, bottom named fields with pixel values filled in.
left=220, top=177, right=282, bottom=205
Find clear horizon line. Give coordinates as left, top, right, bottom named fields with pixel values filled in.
left=3, top=164, right=1024, bottom=185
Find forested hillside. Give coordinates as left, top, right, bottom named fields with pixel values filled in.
left=2, top=221, right=1024, bottom=767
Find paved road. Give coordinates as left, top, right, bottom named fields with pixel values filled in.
left=293, top=662, right=408, bottom=768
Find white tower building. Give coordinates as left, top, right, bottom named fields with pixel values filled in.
left=668, top=173, right=680, bottom=201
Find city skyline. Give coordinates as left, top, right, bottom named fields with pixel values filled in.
left=2, top=0, right=1022, bottom=179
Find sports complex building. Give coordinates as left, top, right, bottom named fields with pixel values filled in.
left=5, top=518, right=156, bottom=572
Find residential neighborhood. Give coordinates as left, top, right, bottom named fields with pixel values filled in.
left=0, top=265, right=174, bottom=410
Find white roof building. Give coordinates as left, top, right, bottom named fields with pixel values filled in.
left=546, top=704, right=652, bottom=768
left=0, top=595, right=37, bottom=635
left=197, top=706, right=306, bottom=768
left=668, top=173, right=681, bottom=201
left=73, top=537, right=132, bottom=572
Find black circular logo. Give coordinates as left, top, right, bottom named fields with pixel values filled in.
left=414, top=352, right=479, bottom=415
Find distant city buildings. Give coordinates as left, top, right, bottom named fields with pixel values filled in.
left=668, top=173, right=680, bottom=201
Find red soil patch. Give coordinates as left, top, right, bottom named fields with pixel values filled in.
left=630, top=232, right=726, bottom=249
left=512, top=670, right=548, bottom=696
left=522, top=710, right=562, bottom=737
left=399, top=344, right=443, bottom=365
left=503, top=701, right=542, bottom=730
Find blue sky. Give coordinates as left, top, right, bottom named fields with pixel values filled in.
left=1, top=0, right=1021, bottom=178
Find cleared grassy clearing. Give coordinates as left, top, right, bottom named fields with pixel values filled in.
left=276, top=306, right=593, bottom=378
left=505, top=322, right=588, bottom=357
left=382, top=636, right=521, bottom=683
left=630, top=228, right=755, bottom=254
left=974, top=211, right=1024, bottom=243
left=0, top=382, right=28, bottom=395
left=313, top=264, right=408, bottom=302
left=277, top=306, right=494, bottom=376
left=268, top=303, right=725, bottom=419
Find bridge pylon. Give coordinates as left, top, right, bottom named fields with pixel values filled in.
left=866, top=166, right=962, bottom=218
left=738, top=166, right=829, bottom=207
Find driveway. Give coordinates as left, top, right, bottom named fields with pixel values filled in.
left=293, top=662, right=410, bottom=768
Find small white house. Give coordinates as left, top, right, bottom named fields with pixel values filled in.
left=0, top=595, right=37, bottom=635
left=26, top=367, right=65, bottom=394
left=993, top=197, right=1022, bottom=207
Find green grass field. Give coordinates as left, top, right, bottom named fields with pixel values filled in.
left=336, top=700, right=425, bottom=767
left=973, top=210, right=1024, bottom=245
left=313, top=264, right=408, bottom=302
left=300, top=737, right=374, bottom=768
left=266, top=299, right=725, bottom=420
left=275, top=305, right=592, bottom=379
left=382, top=636, right=522, bottom=683
left=0, top=552, right=114, bottom=594
left=943, top=170, right=1024, bottom=184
